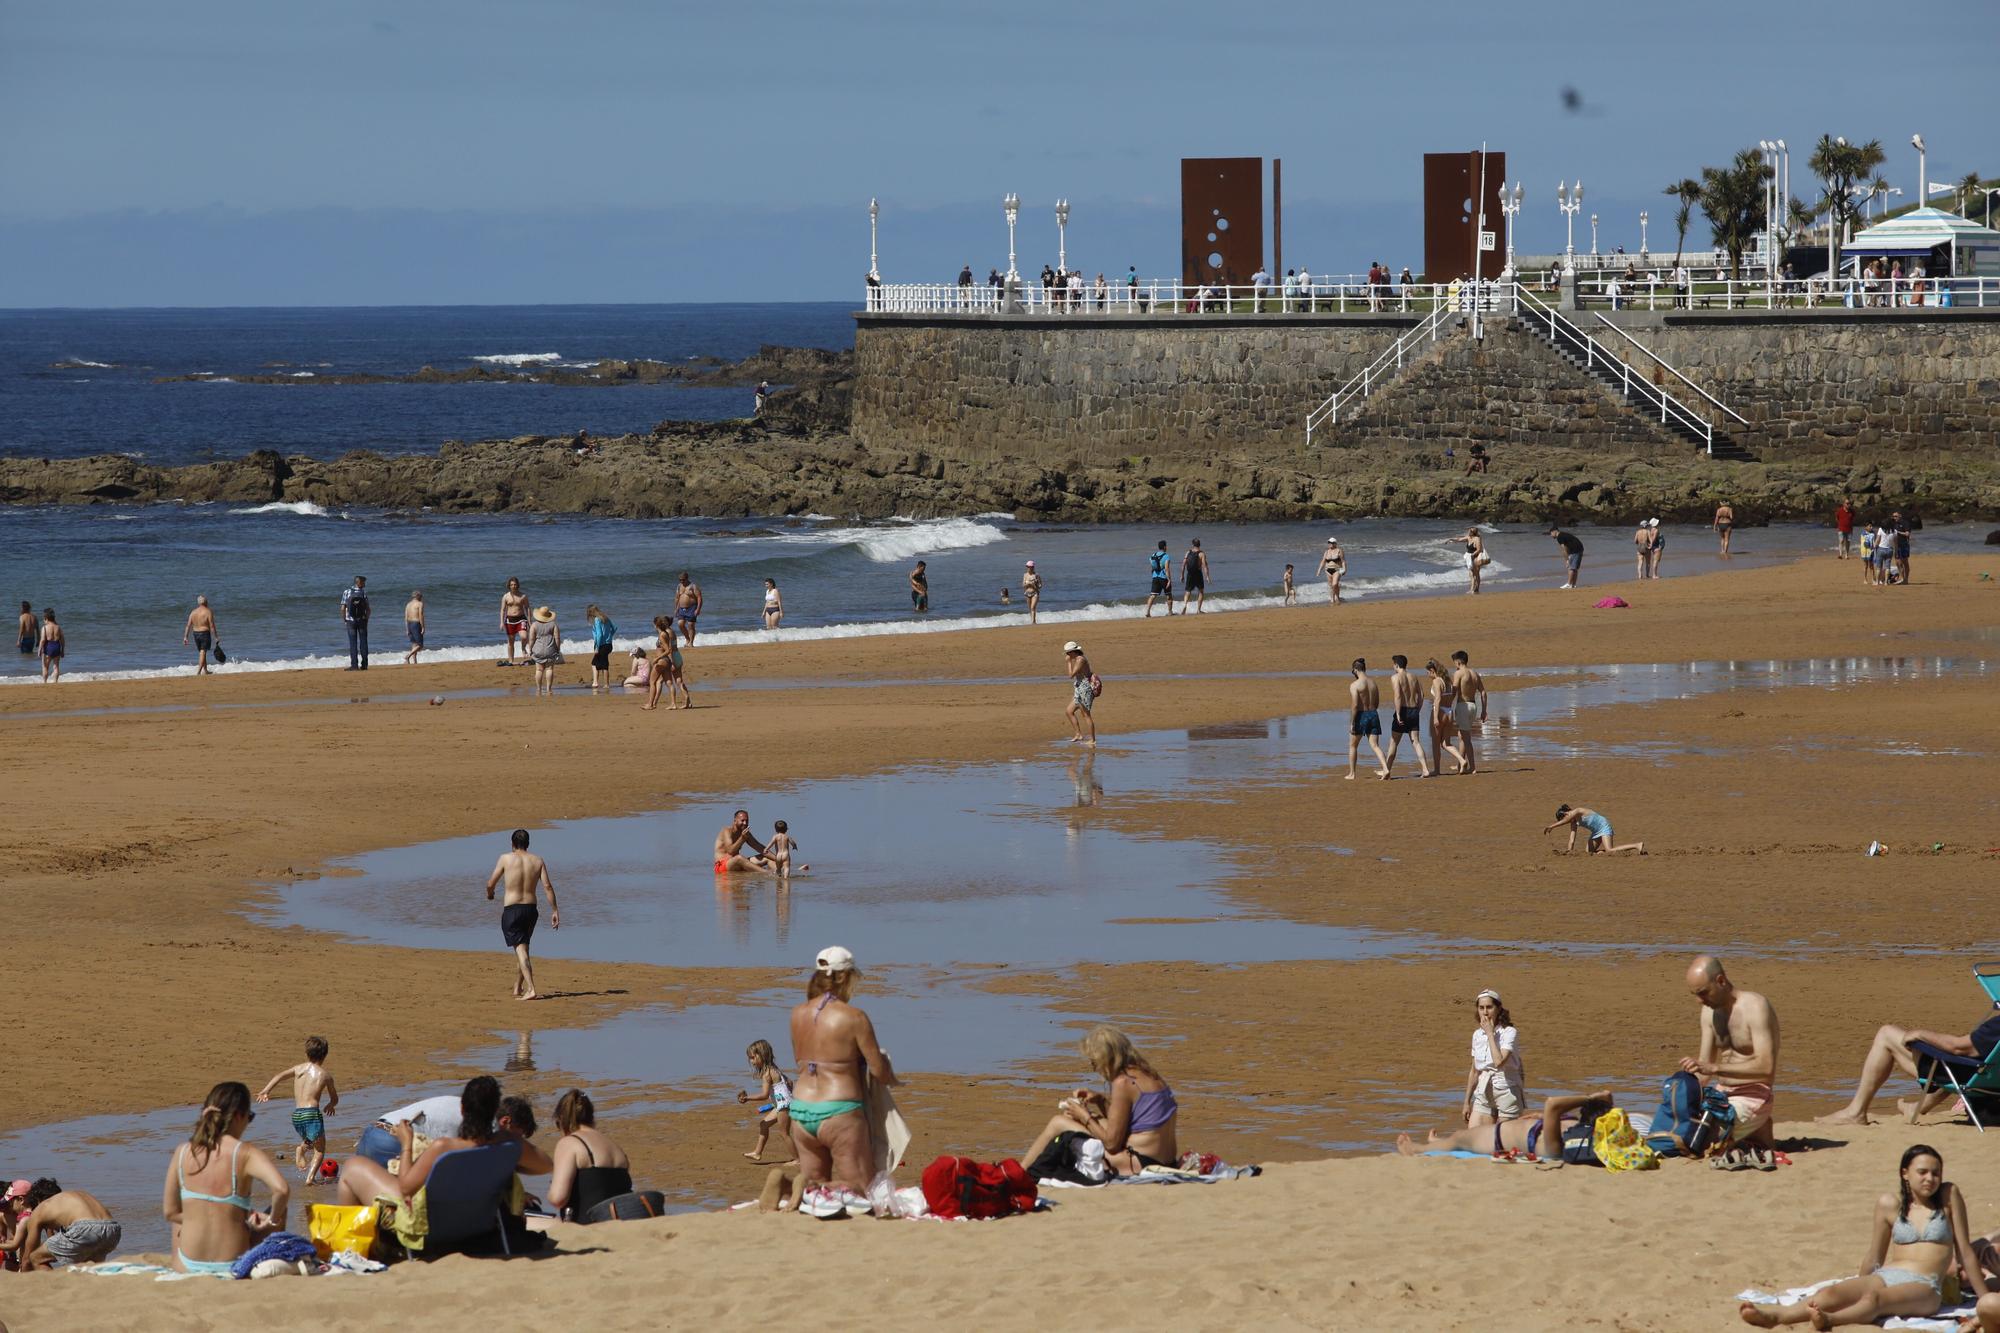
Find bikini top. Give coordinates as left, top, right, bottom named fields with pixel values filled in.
left=1128, top=1083, right=1178, bottom=1135
left=178, top=1140, right=254, bottom=1212
left=1891, top=1206, right=1952, bottom=1246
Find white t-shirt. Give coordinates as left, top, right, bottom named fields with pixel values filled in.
left=379, top=1095, right=464, bottom=1132
left=1471, top=1026, right=1521, bottom=1078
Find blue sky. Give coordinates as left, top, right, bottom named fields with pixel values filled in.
left=1, top=0, right=1991, bottom=305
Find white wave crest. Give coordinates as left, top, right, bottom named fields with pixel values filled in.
left=472, top=352, right=563, bottom=366
left=287, top=371, right=315, bottom=378
left=771, top=517, right=1008, bottom=563
left=227, top=501, right=331, bottom=517
left=56, top=358, right=113, bottom=368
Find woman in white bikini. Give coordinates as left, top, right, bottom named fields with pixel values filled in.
left=763, top=579, right=783, bottom=630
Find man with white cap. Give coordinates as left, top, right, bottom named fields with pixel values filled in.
left=788, top=945, right=899, bottom=1211
left=1316, top=537, right=1346, bottom=605
left=1064, top=641, right=1097, bottom=747
left=1021, top=560, right=1043, bottom=625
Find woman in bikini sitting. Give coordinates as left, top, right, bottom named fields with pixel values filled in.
left=788, top=945, right=897, bottom=1210
left=162, top=1081, right=291, bottom=1274
left=1739, top=1143, right=1986, bottom=1328
left=545, top=1089, right=633, bottom=1222
left=336, top=1075, right=551, bottom=1208
left=1021, top=1026, right=1179, bottom=1177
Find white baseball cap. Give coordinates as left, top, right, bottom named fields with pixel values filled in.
left=1063, top=641, right=1082, bottom=653
left=1649, top=518, right=1661, bottom=528
left=1327, top=537, right=1339, bottom=544
left=815, top=945, right=855, bottom=974
left=1025, top=560, right=1035, bottom=567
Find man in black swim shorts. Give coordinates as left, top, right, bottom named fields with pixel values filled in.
left=485, top=828, right=561, bottom=1000
left=1383, top=654, right=1433, bottom=778
left=1180, top=539, right=1209, bottom=615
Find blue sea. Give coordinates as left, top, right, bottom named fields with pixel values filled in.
left=4, top=305, right=1982, bottom=681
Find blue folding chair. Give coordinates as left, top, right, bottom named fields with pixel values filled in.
left=1910, top=963, right=2000, bottom=1133
left=420, top=1140, right=523, bottom=1258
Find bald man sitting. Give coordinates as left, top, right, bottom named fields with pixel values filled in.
left=1681, top=954, right=1780, bottom=1150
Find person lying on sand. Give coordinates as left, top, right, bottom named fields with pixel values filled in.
left=1738, top=1143, right=1986, bottom=1328
left=1396, top=1090, right=1612, bottom=1165
left=1815, top=1010, right=2000, bottom=1126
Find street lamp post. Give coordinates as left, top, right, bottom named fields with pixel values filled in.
left=1558, top=181, right=1583, bottom=271
left=868, top=197, right=879, bottom=282
left=1499, top=181, right=1523, bottom=278
left=1003, top=193, right=1019, bottom=283
left=1639, top=210, right=1649, bottom=258
left=1055, top=199, right=1069, bottom=274
left=1590, top=213, right=1599, bottom=256
left=1912, top=133, right=1927, bottom=203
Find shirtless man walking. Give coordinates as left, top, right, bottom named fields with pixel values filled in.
left=1144, top=541, right=1174, bottom=617
left=500, top=578, right=529, bottom=664
left=675, top=572, right=704, bottom=646
left=1682, top=954, right=1779, bottom=1150
left=484, top=829, right=560, bottom=1000
left=1712, top=502, right=1735, bottom=557
left=1448, top=650, right=1487, bottom=775
left=713, top=809, right=769, bottom=874
left=18, top=601, right=39, bottom=659
left=1383, top=655, right=1433, bottom=778
left=1180, top=538, right=1210, bottom=615
left=182, top=596, right=219, bottom=674
left=1346, top=658, right=1389, bottom=781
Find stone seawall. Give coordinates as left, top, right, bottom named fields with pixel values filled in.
left=853, top=309, right=2000, bottom=463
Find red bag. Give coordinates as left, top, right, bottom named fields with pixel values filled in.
left=919, top=1155, right=1038, bottom=1219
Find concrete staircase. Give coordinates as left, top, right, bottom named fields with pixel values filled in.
left=1513, top=312, right=1756, bottom=461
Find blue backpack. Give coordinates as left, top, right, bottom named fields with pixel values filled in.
left=1643, top=1071, right=1735, bottom=1158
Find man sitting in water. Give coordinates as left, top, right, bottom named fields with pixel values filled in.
left=1682, top=955, right=1780, bottom=1150
left=1815, top=1009, right=2000, bottom=1126
left=714, top=809, right=768, bottom=874
left=1396, top=1090, right=1615, bottom=1165
left=5, top=1179, right=121, bottom=1269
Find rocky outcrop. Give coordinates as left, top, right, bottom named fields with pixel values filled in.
left=155, top=345, right=852, bottom=389
left=3, top=436, right=1995, bottom=524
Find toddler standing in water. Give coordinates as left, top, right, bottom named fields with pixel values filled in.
left=754, top=820, right=807, bottom=877
left=736, top=1039, right=793, bottom=1162
left=256, top=1035, right=340, bottom=1182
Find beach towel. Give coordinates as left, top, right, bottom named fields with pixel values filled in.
left=1733, top=1278, right=1972, bottom=1331
left=866, top=1073, right=910, bottom=1177
left=1594, top=596, right=1629, bottom=608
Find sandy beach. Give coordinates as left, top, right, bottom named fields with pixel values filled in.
left=4, top=552, right=1999, bottom=1331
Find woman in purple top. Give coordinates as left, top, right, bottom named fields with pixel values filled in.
left=1021, top=1025, right=1179, bottom=1176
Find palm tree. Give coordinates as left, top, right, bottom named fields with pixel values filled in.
left=1809, top=135, right=1887, bottom=274
left=1663, top=177, right=1703, bottom=268
left=1957, top=170, right=1984, bottom=216
left=1786, top=196, right=1817, bottom=245
left=1698, top=149, right=1773, bottom=278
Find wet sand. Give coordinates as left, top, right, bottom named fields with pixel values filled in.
left=5, top=553, right=1999, bottom=1328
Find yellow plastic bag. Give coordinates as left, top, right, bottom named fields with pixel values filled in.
left=1592, top=1108, right=1661, bottom=1172
left=307, top=1203, right=379, bottom=1260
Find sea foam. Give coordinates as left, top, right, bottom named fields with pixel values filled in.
left=472, top=352, right=564, bottom=366
left=226, top=500, right=333, bottom=517
left=768, top=516, right=1009, bottom=564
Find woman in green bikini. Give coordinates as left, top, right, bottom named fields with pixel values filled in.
left=788, top=946, right=898, bottom=1207
left=162, top=1081, right=291, bottom=1274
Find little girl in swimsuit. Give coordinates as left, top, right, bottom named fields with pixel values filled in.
left=737, top=1039, right=793, bottom=1163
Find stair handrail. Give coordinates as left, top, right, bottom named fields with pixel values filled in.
left=1587, top=312, right=1748, bottom=426
left=1304, top=300, right=1455, bottom=447
left=1510, top=284, right=1718, bottom=454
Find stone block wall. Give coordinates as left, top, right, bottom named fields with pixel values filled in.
left=853, top=309, right=2000, bottom=462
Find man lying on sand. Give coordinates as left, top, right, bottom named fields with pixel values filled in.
left=1815, top=1009, right=2000, bottom=1126
left=1684, top=954, right=1779, bottom=1150
left=1396, top=1090, right=1614, bottom=1165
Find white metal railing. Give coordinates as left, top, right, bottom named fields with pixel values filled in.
left=1303, top=301, right=1458, bottom=447
left=865, top=278, right=1459, bottom=316
left=1589, top=312, right=1748, bottom=428
left=1562, top=271, right=2000, bottom=311
left=1512, top=284, right=1723, bottom=453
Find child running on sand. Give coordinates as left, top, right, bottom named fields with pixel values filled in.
left=736, top=1039, right=793, bottom=1162
left=256, top=1035, right=339, bottom=1182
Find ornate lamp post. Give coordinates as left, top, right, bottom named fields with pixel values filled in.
left=1055, top=199, right=1070, bottom=273
left=868, top=197, right=879, bottom=282
left=1639, top=210, right=1649, bottom=258
left=1499, top=181, right=1523, bottom=277
left=1558, top=181, right=1583, bottom=270
left=1004, top=193, right=1019, bottom=283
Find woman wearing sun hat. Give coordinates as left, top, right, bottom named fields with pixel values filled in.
left=526, top=605, right=562, bottom=698
left=788, top=945, right=898, bottom=1206
left=1063, top=641, right=1096, bottom=747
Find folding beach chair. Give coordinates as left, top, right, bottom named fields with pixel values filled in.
left=420, top=1140, right=523, bottom=1258
left=1910, top=962, right=2000, bottom=1133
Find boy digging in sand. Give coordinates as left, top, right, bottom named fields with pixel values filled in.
left=257, top=1036, right=339, bottom=1182
left=737, top=1039, right=794, bottom=1162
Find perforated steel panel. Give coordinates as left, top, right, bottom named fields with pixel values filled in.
left=1181, top=158, right=1265, bottom=287
left=1423, top=151, right=1508, bottom=282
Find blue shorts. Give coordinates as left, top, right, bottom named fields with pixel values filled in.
left=407, top=621, right=424, bottom=646
left=675, top=608, right=697, bottom=623
left=1351, top=709, right=1381, bottom=737
left=356, top=1124, right=400, bottom=1167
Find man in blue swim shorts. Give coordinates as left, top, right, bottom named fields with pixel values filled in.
left=1346, top=658, right=1389, bottom=781
left=674, top=571, right=704, bottom=646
